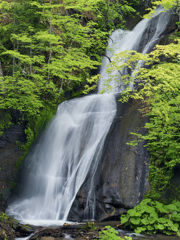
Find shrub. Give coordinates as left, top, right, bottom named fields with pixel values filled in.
left=121, top=199, right=180, bottom=236
left=98, top=226, right=132, bottom=240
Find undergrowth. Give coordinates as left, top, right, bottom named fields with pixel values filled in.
left=121, top=199, right=180, bottom=236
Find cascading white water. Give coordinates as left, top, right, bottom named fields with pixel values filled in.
left=99, top=7, right=172, bottom=93
left=7, top=94, right=116, bottom=226
left=7, top=8, right=172, bottom=225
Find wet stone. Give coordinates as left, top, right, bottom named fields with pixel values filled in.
left=29, top=228, right=63, bottom=240
left=41, top=237, right=56, bottom=240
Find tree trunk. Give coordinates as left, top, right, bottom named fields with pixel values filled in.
left=0, top=60, right=3, bottom=78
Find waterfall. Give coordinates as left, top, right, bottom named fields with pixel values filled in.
left=7, top=94, right=116, bottom=226
left=99, top=7, right=172, bottom=93
left=6, top=8, right=172, bottom=226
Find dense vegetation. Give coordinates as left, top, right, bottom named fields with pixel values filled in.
left=121, top=199, right=180, bottom=236
left=0, top=0, right=139, bottom=149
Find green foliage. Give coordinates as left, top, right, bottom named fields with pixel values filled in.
left=17, top=106, right=55, bottom=164
left=97, top=226, right=132, bottom=240
left=15, top=105, right=55, bottom=168
left=95, top=0, right=140, bottom=31
left=81, top=221, right=97, bottom=231
left=144, top=0, right=180, bottom=18
left=0, top=110, right=12, bottom=136
left=121, top=199, right=180, bottom=236
left=0, top=212, right=8, bottom=221
left=0, top=0, right=139, bottom=149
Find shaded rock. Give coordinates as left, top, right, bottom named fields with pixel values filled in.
left=69, top=97, right=150, bottom=221
left=41, top=237, right=56, bottom=240
left=0, top=212, right=36, bottom=239
left=124, top=0, right=153, bottom=30
left=16, top=224, right=34, bottom=236
left=95, top=98, right=149, bottom=219
left=0, top=123, right=26, bottom=209
left=163, top=165, right=180, bottom=201
left=28, top=223, right=101, bottom=240
left=135, top=11, right=179, bottom=55
left=0, top=216, right=19, bottom=240
left=0, top=194, right=7, bottom=213
left=30, top=228, right=63, bottom=240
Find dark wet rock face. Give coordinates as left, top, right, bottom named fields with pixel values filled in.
left=96, top=98, right=149, bottom=219
left=0, top=124, right=26, bottom=210
left=137, top=12, right=179, bottom=54
left=0, top=216, right=35, bottom=240
left=29, top=228, right=64, bottom=239
left=69, top=98, right=150, bottom=221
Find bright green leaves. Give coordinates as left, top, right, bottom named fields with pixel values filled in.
left=21, top=105, right=56, bottom=154
left=63, top=0, right=103, bottom=13
left=121, top=199, right=180, bottom=236
left=98, top=226, right=122, bottom=240
left=121, top=214, right=130, bottom=224
left=0, top=74, right=44, bottom=116
left=155, top=201, right=169, bottom=213
left=145, top=0, right=180, bottom=18
left=0, top=0, right=140, bottom=147
left=0, top=0, right=109, bottom=140
left=130, top=217, right=141, bottom=225
left=98, top=226, right=132, bottom=240
left=0, top=0, right=108, bottom=98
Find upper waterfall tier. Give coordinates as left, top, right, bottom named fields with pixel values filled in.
left=98, top=7, right=172, bottom=93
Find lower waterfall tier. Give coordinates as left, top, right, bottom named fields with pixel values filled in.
left=69, top=97, right=149, bottom=221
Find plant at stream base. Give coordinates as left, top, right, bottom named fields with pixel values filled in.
left=0, top=212, right=8, bottom=221
left=121, top=199, right=180, bottom=236
left=81, top=221, right=97, bottom=231
left=97, top=226, right=132, bottom=240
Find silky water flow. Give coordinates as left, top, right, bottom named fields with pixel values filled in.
left=6, top=8, right=172, bottom=226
